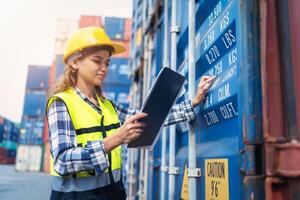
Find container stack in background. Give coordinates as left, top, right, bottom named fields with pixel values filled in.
left=102, top=17, right=132, bottom=187
left=0, top=116, right=19, bottom=164
left=42, top=19, right=78, bottom=173
left=102, top=17, right=132, bottom=108
left=16, top=65, right=49, bottom=172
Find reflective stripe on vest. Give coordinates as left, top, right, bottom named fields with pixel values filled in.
left=47, top=89, right=122, bottom=178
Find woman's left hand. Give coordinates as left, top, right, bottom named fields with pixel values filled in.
left=192, top=76, right=216, bottom=107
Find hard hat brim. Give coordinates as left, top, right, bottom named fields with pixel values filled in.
left=63, top=42, right=126, bottom=64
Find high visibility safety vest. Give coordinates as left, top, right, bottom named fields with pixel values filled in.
left=47, top=89, right=123, bottom=194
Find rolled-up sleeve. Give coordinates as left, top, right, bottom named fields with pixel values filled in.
left=111, top=99, right=196, bottom=127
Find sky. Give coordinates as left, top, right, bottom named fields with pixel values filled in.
left=0, top=0, right=133, bottom=123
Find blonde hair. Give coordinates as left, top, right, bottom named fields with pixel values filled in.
left=49, top=45, right=113, bottom=99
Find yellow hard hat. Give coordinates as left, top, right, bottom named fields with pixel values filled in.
left=62, top=26, right=126, bottom=64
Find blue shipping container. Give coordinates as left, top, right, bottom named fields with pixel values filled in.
left=3, top=119, right=13, bottom=141
left=7, top=149, right=16, bottom=158
left=104, top=17, right=125, bottom=40
left=0, top=117, right=4, bottom=143
left=23, top=91, right=47, bottom=117
left=104, top=58, right=131, bottom=85
left=102, top=83, right=130, bottom=107
left=10, top=126, right=19, bottom=142
left=19, top=120, right=32, bottom=144
left=128, top=0, right=263, bottom=199
left=25, top=65, right=50, bottom=90
left=175, top=0, right=262, bottom=199
left=19, top=119, right=44, bottom=145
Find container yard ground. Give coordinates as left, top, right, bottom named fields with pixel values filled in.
left=0, top=164, right=50, bottom=200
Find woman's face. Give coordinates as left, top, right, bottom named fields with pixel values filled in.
left=75, top=50, right=110, bottom=87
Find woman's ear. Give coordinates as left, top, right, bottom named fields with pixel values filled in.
left=70, top=61, right=79, bottom=70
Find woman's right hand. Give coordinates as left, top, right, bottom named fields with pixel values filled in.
left=118, top=112, right=147, bottom=144
left=103, top=112, right=147, bottom=152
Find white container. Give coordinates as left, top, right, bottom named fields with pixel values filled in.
left=15, top=145, right=42, bottom=172
left=54, top=19, right=78, bottom=55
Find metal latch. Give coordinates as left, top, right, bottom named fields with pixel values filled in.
left=168, top=167, right=179, bottom=175
left=188, top=168, right=201, bottom=178
left=170, top=26, right=180, bottom=33
left=161, top=166, right=168, bottom=172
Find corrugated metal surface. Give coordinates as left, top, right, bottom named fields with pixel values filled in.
left=3, top=118, right=13, bottom=141
left=23, top=91, right=47, bottom=117
left=25, top=65, right=50, bottom=90
left=124, top=18, right=132, bottom=41
left=111, top=40, right=131, bottom=58
left=260, top=1, right=300, bottom=199
left=42, top=118, right=49, bottom=144
left=104, top=17, right=125, bottom=40
left=0, top=147, right=7, bottom=164
left=11, top=125, right=19, bottom=142
left=102, top=83, right=130, bottom=106
left=104, top=58, right=131, bottom=84
left=0, top=140, right=17, bottom=150
left=79, top=15, right=102, bottom=28
left=19, top=118, right=44, bottom=145
left=0, top=147, right=16, bottom=165
left=128, top=0, right=266, bottom=199
left=43, top=143, right=50, bottom=173
left=15, top=145, right=42, bottom=172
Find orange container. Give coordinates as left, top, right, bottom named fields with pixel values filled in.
left=124, top=18, right=132, bottom=41
left=79, top=15, right=102, bottom=28
left=48, top=60, right=56, bottom=88
left=112, top=40, right=131, bottom=58
left=43, top=117, right=49, bottom=144
left=43, top=142, right=50, bottom=173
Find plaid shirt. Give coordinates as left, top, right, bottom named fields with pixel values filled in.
left=47, top=88, right=196, bottom=176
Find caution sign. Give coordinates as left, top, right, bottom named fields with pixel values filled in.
left=205, top=159, right=229, bottom=200
left=181, top=165, right=189, bottom=200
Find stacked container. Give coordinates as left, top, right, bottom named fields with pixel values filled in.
left=79, top=15, right=102, bottom=28
left=104, top=17, right=132, bottom=58
left=102, top=58, right=131, bottom=107
left=0, top=116, right=19, bottom=164
left=42, top=19, right=79, bottom=173
left=16, top=65, right=49, bottom=172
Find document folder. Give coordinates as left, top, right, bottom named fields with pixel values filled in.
left=128, top=67, right=185, bottom=149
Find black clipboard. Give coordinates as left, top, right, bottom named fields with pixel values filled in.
left=128, top=67, right=185, bottom=149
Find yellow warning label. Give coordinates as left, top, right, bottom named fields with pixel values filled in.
left=136, top=28, right=142, bottom=47
left=181, top=165, right=189, bottom=200
left=205, top=159, right=229, bottom=200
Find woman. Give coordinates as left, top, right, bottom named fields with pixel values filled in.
left=47, top=27, right=215, bottom=200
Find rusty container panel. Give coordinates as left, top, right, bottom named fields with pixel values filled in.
left=288, top=0, right=300, bottom=137
left=25, top=65, right=50, bottom=91
left=111, top=40, right=130, bottom=58
left=43, top=142, right=50, bottom=173
left=48, top=60, right=56, bottom=88
left=42, top=117, right=49, bottom=144
left=261, top=0, right=300, bottom=199
left=79, top=15, right=102, bottom=28
left=124, top=18, right=132, bottom=41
